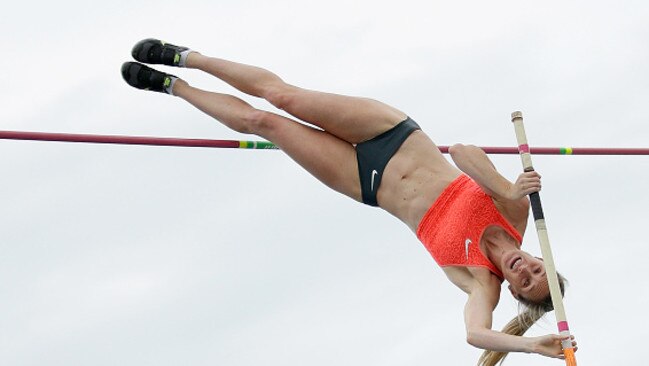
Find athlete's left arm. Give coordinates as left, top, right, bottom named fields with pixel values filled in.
left=449, top=143, right=540, bottom=202
left=464, top=282, right=574, bottom=358
left=464, top=281, right=533, bottom=353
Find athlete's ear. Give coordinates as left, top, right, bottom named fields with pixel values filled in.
left=508, top=284, right=520, bottom=300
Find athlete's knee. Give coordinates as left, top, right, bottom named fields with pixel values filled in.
left=242, top=109, right=277, bottom=135
left=263, top=84, right=297, bottom=111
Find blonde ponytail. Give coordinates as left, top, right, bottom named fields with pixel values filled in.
left=477, top=272, right=567, bottom=366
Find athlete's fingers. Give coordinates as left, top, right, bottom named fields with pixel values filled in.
left=521, top=171, right=541, bottom=179
left=523, top=181, right=541, bottom=189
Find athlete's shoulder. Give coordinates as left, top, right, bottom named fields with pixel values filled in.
left=443, top=266, right=502, bottom=296
left=466, top=269, right=502, bottom=307
left=492, top=196, right=530, bottom=232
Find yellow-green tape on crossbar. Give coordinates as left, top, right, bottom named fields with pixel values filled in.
left=560, top=147, right=573, bottom=155
left=239, top=141, right=278, bottom=149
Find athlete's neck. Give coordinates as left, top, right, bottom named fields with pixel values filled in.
left=482, top=226, right=519, bottom=272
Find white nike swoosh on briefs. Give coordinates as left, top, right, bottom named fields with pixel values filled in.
left=370, top=170, right=379, bottom=191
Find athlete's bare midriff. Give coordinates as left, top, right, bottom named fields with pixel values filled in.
left=377, top=130, right=462, bottom=231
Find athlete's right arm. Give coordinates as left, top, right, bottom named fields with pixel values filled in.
left=448, top=143, right=540, bottom=201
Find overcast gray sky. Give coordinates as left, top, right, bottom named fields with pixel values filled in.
left=1, top=1, right=648, bottom=365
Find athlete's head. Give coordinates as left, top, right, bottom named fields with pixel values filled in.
left=501, top=251, right=551, bottom=303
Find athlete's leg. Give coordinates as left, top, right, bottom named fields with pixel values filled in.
left=172, top=79, right=362, bottom=201
left=185, top=53, right=407, bottom=144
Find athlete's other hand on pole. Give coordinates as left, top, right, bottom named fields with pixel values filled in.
left=530, top=334, right=578, bottom=359
left=508, top=171, right=541, bottom=200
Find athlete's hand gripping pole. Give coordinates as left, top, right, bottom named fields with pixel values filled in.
left=510, top=111, right=577, bottom=366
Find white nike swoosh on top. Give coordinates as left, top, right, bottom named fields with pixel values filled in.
left=370, top=170, right=379, bottom=191
left=465, top=239, right=472, bottom=259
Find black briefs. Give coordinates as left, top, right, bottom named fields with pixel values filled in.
left=355, top=117, right=421, bottom=206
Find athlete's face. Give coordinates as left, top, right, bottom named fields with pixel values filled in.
left=502, top=251, right=549, bottom=302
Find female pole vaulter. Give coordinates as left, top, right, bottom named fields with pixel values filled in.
left=121, top=39, right=577, bottom=365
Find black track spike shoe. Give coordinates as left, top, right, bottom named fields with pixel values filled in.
left=131, top=38, right=189, bottom=66
left=121, top=61, right=177, bottom=94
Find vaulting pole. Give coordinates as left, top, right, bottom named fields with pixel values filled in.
left=510, top=111, right=576, bottom=366
left=1, top=130, right=647, bottom=155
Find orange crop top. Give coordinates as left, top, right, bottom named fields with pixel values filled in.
left=416, top=174, right=522, bottom=280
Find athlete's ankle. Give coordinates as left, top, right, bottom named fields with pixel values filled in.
left=169, top=78, right=189, bottom=96
left=183, top=51, right=202, bottom=69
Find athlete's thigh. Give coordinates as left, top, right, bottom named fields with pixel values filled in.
left=259, top=111, right=362, bottom=201
left=273, top=86, right=408, bottom=144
